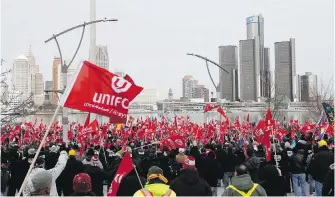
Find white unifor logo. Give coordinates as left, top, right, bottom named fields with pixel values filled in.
left=114, top=173, right=125, bottom=183
left=175, top=139, right=183, bottom=146
left=111, top=76, right=132, bottom=93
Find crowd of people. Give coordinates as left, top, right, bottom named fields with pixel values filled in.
left=1, top=126, right=334, bottom=196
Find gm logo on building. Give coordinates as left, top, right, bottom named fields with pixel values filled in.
left=247, top=17, right=254, bottom=24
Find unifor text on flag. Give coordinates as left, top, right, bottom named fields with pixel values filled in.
left=61, top=61, right=143, bottom=123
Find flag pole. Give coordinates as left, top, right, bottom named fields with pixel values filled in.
left=271, top=126, right=279, bottom=167
left=17, top=105, right=61, bottom=196
left=133, top=164, right=144, bottom=188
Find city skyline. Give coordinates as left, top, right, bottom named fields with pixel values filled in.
left=1, top=0, right=333, bottom=100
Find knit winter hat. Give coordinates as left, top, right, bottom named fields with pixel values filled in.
left=148, top=166, right=163, bottom=176
left=318, top=140, right=327, bottom=147
left=31, top=169, right=52, bottom=192
left=73, top=173, right=92, bottom=193
left=182, top=156, right=196, bottom=169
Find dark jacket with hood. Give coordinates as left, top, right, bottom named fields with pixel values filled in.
left=170, top=168, right=212, bottom=196
left=289, top=151, right=305, bottom=174
left=57, top=156, right=84, bottom=196
left=259, top=165, right=286, bottom=196
left=243, top=155, right=260, bottom=182
left=222, top=174, right=267, bottom=196
left=84, top=165, right=112, bottom=196
left=322, top=163, right=334, bottom=196
left=308, top=146, right=334, bottom=182
left=203, top=152, right=219, bottom=187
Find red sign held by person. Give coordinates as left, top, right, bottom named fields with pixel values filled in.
left=61, top=61, right=143, bottom=123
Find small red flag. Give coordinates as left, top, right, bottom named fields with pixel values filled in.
left=204, top=104, right=219, bottom=113
left=107, top=152, right=134, bottom=196
left=84, top=112, right=90, bottom=127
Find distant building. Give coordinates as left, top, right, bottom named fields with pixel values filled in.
left=193, top=84, right=209, bottom=102
left=182, top=75, right=195, bottom=99
left=239, top=39, right=260, bottom=101
left=8, top=90, right=23, bottom=108
left=263, top=47, right=271, bottom=98
left=275, top=38, right=297, bottom=101
left=52, top=57, right=61, bottom=104
left=12, top=55, right=31, bottom=99
left=45, top=80, right=53, bottom=101
left=96, top=45, right=109, bottom=70
left=219, top=45, right=239, bottom=101
left=168, top=88, right=173, bottom=99
left=246, top=14, right=267, bottom=98
left=300, top=72, right=317, bottom=102
left=34, top=73, right=44, bottom=95
left=1, top=81, right=9, bottom=101
left=130, top=89, right=158, bottom=111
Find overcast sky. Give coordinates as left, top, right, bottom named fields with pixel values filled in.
left=1, top=0, right=334, bottom=99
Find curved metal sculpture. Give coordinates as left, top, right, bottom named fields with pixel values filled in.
left=187, top=53, right=228, bottom=90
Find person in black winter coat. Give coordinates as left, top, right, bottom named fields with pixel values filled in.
left=203, top=151, right=219, bottom=194
left=45, top=146, right=59, bottom=170
left=7, top=156, right=30, bottom=196
left=243, top=148, right=260, bottom=183
left=289, top=148, right=307, bottom=196
left=322, top=163, right=334, bottom=196
left=116, top=169, right=146, bottom=196
left=56, top=150, right=84, bottom=196
left=84, top=164, right=113, bottom=196
left=281, top=142, right=293, bottom=193
left=308, top=142, right=334, bottom=196
left=259, top=165, right=286, bottom=196
left=170, top=158, right=212, bottom=196
left=222, top=146, right=238, bottom=188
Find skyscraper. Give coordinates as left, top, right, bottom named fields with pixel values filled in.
left=182, top=75, right=195, bottom=99
left=246, top=14, right=270, bottom=98
left=219, top=45, right=238, bottom=101
left=52, top=57, right=61, bottom=104
left=45, top=80, right=53, bottom=102
left=12, top=55, right=31, bottom=99
left=275, top=38, right=296, bottom=101
left=96, top=45, right=109, bottom=70
left=34, top=73, right=44, bottom=95
left=300, top=72, right=317, bottom=102
left=239, top=39, right=260, bottom=101
left=263, top=47, right=271, bottom=98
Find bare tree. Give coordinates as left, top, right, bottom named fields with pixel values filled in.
left=1, top=70, right=36, bottom=124
left=306, top=77, right=334, bottom=122
left=263, top=72, right=287, bottom=120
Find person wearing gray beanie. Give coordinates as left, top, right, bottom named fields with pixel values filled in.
left=30, top=170, right=52, bottom=196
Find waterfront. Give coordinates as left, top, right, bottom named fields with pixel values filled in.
left=21, top=109, right=314, bottom=126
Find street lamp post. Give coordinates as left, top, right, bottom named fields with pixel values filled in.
left=45, top=18, right=117, bottom=145
left=186, top=53, right=229, bottom=101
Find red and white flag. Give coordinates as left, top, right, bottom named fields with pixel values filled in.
left=61, top=61, right=143, bottom=123
left=107, top=152, right=134, bottom=196
left=204, top=104, right=219, bottom=113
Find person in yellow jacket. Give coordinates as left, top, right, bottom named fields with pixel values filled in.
left=222, top=164, right=267, bottom=196
left=133, top=166, right=176, bottom=197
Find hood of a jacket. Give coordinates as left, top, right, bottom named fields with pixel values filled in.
left=179, top=168, right=200, bottom=185
left=145, top=183, right=171, bottom=196
left=244, top=156, right=260, bottom=169
left=231, top=174, right=254, bottom=192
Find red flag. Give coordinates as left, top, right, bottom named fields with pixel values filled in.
left=204, top=104, right=219, bottom=113
left=84, top=113, right=90, bottom=127
left=61, top=61, right=143, bottom=123
left=265, top=108, right=272, bottom=123
left=107, top=152, right=134, bottom=196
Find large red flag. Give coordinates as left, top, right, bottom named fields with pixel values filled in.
left=107, top=152, right=134, bottom=196
left=204, top=104, right=219, bottom=113
left=61, top=61, right=143, bottom=123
